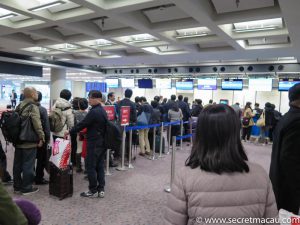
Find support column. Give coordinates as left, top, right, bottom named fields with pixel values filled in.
left=72, top=81, right=86, bottom=98
left=50, top=68, right=66, bottom=106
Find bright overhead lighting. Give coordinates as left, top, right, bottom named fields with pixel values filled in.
left=0, top=13, right=18, bottom=20
left=233, top=18, right=283, bottom=33
left=59, top=43, right=79, bottom=50
left=90, top=39, right=114, bottom=47
left=35, top=47, right=50, bottom=52
left=127, top=34, right=156, bottom=44
left=29, top=1, right=65, bottom=12
left=175, top=33, right=208, bottom=39
left=233, top=26, right=279, bottom=33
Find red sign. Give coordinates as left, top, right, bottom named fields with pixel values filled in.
left=103, top=106, right=115, bottom=121
left=120, top=106, right=130, bottom=126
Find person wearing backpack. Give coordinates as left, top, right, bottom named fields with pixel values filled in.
left=35, top=91, right=51, bottom=185
left=241, top=102, right=255, bottom=142
left=50, top=89, right=74, bottom=141
left=13, top=87, right=45, bottom=195
left=73, top=98, right=88, bottom=173
left=66, top=90, right=108, bottom=198
left=137, top=97, right=153, bottom=156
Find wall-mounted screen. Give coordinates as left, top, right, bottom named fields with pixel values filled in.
left=278, top=79, right=300, bottom=91
left=221, top=79, right=243, bottom=90
left=156, top=79, right=172, bottom=89
left=176, top=81, right=194, bottom=90
left=86, top=82, right=107, bottom=93
left=248, top=79, right=273, bottom=92
left=197, top=79, right=217, bottom=90
left=138, top=79, right=153, bottom=89
left=121, top=78, right=135, bottom=88
left=105, top=79, right=119, bottom=88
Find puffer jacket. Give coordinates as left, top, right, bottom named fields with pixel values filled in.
left=52, top=97, right=74, bottom=138
left=164, top=162, right=278, bottom=225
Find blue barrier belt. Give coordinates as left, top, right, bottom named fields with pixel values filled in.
left=163, top=121, right=181, bottom=127
left=176, top=134, right=193, bottom=141
left=183, top=121, right=190, bottom=124
left=125, top=123, right=161, bottom=131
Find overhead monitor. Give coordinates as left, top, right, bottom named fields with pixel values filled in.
left=278, top=79, right=300, bottom=91
left=176, top=80, right=194, bottom=90
left=156, top=79, right=172, bottom=89
left=248, top=79, right=273, bottom=92
left=197, top=78, right=217, bottom=90
left=138, top=79, right=153, bottom=89
left=105, top=79, right=119, bottom=88
left=86, top=82, right=107, bottom=93
left=221, top=79, right=243, bottom=91
left=121, top=78, right=135, bottom=88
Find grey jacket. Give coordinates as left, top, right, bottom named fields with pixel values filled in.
left=52, top=98, right=74, bottom=138
left=164, top=162, right=278, bottom=225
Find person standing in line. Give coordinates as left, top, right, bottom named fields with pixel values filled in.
left=137, top=97, right=153, bottom=156
left=13, top=87, right=45, bottom=195
left=165, top=104, right=278, bottom=225
left=10, top=90, right=17, bottom=109
left=242, top=102, right=255, bottom=142
left=191, top=99, right=203, bottom=118
left=19, top=89, right=24, bottom=102
left=67, top=90, right=108, bottom=198
left=168, top=103, right=183, bottom=146
left=260, top=102, right=275, bottom=145
left=35, top=91, right=51, bottom=185
left=270, top=83, right=300, bottom=214
left=231, top=102, right=242, bottom=119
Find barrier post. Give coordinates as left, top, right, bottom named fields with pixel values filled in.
left=128, top=129, right=134, bottom=169
left=167, top=124, right=171, bottom=154
left=190, top=119, right=193, bottom=146
left=116, top=126, right=128, bottom=171
left=159, top=122, right=164, bottom=159
left=150, top=127, right=157, bottom=160
left=105, top=149, right=112, bottom=176
left=180, top=120, right=183, bottom=151
left=164, top=136, right=176, bottom=193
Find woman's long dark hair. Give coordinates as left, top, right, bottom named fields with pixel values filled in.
left=171, top=102, right=179, bottom=112
left=186, top=104, right=249, bottom=174
left=244, top=102, right=252, bottom=111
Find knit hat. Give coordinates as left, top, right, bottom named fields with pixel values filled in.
left=14, top=199, right=41, bottom=225
left=289, top=83, right=300, bottom=102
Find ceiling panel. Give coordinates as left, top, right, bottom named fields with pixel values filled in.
left=92, top=17, right=128, bottom=31
left=211, top=0, right=275, bottom=14
left=247, top=36, right=289, bottom=46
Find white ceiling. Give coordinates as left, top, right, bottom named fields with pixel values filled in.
left=0, top=0, right=298, bottom=69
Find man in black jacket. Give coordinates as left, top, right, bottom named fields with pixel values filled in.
left=118, top=89, right=137, bottom=125
left=163, top=95, right=176, bottom=119
left=270, top=83, right=300, bottom=214
left=67, top=90, right=108, bottom=198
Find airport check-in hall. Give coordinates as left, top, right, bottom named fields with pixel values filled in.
left=0, top=0, right=300, bottom=224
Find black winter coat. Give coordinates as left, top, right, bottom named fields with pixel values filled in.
left=269, top=106, right=300, bottom=214
left=177, top=100, right=190, bottom=121
left=118, top=98, right=137, bottom=124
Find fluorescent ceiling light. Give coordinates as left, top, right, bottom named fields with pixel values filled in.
left=59, top=43, right=79, bottom=50
left=175, top=33, right=208, bottom=39
left=233, top=26, right=279, bottom=33
left=90, top=39, right=114, bottom=47
left=128, top=39, right=155, bottom=44
left=29, top=1, right=65, bottom=12
left=127, top=34, right=156, bottom=44
left=0, top=13, right=18, bottom=20
left=233, top=18, right=283, bottom=33
left=35, top=47, right=50, bottom=52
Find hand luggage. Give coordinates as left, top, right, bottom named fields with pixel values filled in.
left=49, top=162, right=73, bottom=200
left=155, top=135, right=165, bottom=153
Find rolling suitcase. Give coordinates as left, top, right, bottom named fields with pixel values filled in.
left=155, top=135, right=165, bottom=153
left=49, top=162, right=73, bottom=200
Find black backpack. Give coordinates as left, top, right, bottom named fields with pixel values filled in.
left=104, top=121, right=122, bottom=151
left=0, top=103, right=32, bottom=145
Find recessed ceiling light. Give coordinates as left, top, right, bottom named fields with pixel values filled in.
left=233, top=18, right=283, bottom=33
left=29, top=0, right=65, bottom=12
left=0, top=13, right=18, bottom=20
left=175, top=32, right=208, bottom=39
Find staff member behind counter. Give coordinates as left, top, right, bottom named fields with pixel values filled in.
left=65, top=90, right=108, bottom=198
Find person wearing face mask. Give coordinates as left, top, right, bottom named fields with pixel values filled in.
left=66, top=90, right=108, bottom=198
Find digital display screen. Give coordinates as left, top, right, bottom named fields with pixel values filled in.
left=121, top=79, right=135, bottom=88
left=221, top=79, right=243, bottom=90
left=156, top=79, right=172, bottom=89
left=138, top=79, right=153, bottom=89
left=105, top=79, right=119, bottom=88
left=198, top=79, right=217, bottom=90
left=249, top=79, right=273, bottom=92
left=176, top=81, right=194, bottom=90
left=86, top=82, right=107, bottom=93
left=278, top=80, right=300, bottom=91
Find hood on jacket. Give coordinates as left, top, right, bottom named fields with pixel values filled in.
left=54, top=97, right=72, bottom=109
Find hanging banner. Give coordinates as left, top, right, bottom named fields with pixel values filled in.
left=103, top=105, right=116, bottom=121
left=120, top=106, right=130, bottom=126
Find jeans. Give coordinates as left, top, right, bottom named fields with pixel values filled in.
left=11, top=100, right=16, bottom=108
left=139, top=129, right=150, bottom=153
left=13, top=148, right=37, bottom=191
left=86, top=140, right=105, bottom=193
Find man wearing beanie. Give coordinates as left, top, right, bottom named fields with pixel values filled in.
left=270, top=83, right=300, bottom=214
left=66, top=90, right=108, bottom=198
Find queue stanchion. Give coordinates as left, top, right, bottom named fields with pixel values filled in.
left=167, top=124, right=171, bottom=155
left=128, top=129, right=134, bottom=169
left=159, top=122, right=165, bottom=159
left=189, top=118, right=193, bottom=146
left=150, top=126, right=157, bottom=160
left=164, top=136, right=177, bottom=193
left=116, top=126, right=128, bottom=171
left=105, top=149, right=112, bottom=176
left=180, top=120, right=183, bottom=151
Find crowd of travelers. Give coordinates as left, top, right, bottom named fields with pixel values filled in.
left=1, top=84, right=300, bottom=224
